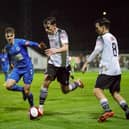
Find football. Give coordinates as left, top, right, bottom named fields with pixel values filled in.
left=29, top=107, right=39, bottom=120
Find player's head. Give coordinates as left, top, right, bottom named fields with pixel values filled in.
left=94, top=17, right=111, bottom=35
left=4, top=27, right=15, bottom=44
left=43, top=17, right=57, bottom=34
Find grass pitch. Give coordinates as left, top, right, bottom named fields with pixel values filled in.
left=0, top=71, right=129, bottom=129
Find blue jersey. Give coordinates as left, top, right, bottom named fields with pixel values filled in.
left=5, top=38, right=39, bottom=68
left=0, top=53, right=9, bottom=72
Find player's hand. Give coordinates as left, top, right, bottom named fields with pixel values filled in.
left=45, top=48, right=57, bottom=56
left=81, top=61, right=88, bottom=73
left=10, top=64, right=14, bottom=69
left=39, top=41, right=47, bottom=49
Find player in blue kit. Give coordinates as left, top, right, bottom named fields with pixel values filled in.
left=0, top=48, right=10, bottom=81
left=4, top=27, right=45, bottom=107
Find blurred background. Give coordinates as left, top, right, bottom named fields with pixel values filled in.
left=0, top=0, right=129, bottom=71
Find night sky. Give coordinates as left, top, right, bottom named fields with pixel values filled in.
left=0, top=0, right=129, bottom=53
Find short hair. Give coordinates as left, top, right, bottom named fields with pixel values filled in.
left=43, top=17, right=56, bottom=25
left=95, top=17, right=111, bottom=29
left=4, top=27, right=15, bottom=34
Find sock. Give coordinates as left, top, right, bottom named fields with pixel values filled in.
left=10, top=84, right=23, bottom=92
left=39, top=87, right=48, bottom=105
left=100, top=99, right=111, bottom=112
left=39, top=105, right=44, bottom=109
left=27, top=93, right=34, bottom=107
left=68, top=82, right=79, bottom=91
left=4, top=72, right=8, bottom=81
left=119, top=100, right=129, bottom=111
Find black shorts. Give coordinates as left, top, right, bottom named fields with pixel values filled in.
left=45, top=64, right=71, bottom=85
left=95, top=74, right=121, bottom=94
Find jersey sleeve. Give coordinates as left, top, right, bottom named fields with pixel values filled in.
left=19, top=39, right=39, bottom=47
left=87, top=37, right=103, bottom=63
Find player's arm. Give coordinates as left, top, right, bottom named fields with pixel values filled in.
left=81, top=39, right=103, bottom=72
left=81, top=60, right=88, bottom=73
left=26, top=41, right=47, bottom=49
left=7, top=53, right=14, bottom=69
left=24, top=40, right=39, bottom=47
left=20, top=39, right=47, bottom=49
left=45, top=44, right=68, bottom=56
left=45, top=30, right=69, bottom=56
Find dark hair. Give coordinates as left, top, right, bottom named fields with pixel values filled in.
left=43, top=17, right=56, bottom=25
left=95, top=17, right=111, bottom=29
left=4, top=27, right=15, bottom=34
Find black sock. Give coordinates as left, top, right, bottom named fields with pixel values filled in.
left=100, top=99, right=111, bottom=112
left=120, top=102, right=129, bottom=111
left=27, top=93, right=34, bottom=107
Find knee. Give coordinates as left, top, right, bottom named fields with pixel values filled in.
left=112, top=92, right=119, bottom=98
left=93, top=88, right=101, bottom=96
left=5, top=79, right=16, bottom=90
left=93, top=88, right=97, bottom=96
left=61, top=86, right=69, bottom=94
left=24, top=89, right=30, bottom=95
left=24, top=86, right=30, bottom=95
left=45, top=75, right=54, bottom=81
left=6, top=87, right=11, bottom=90
left=44, top=77, right=52, bottom=87
left=5, top=83, right=13, bottom=90
left=62, top=90, right=69, bottom=94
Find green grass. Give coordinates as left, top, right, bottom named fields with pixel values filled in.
left=0, top=71, right=129, bottom=129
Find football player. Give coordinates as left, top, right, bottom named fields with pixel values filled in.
left=82, top=18, right=129, bottom=122
left=38, top=17, right=84, bottom=115
left=4, top=27, right=44, bottom=108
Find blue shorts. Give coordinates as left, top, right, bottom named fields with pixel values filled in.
left=1, top=64, right=9, bottom=72
left=8, top=65, right=34, bottom=84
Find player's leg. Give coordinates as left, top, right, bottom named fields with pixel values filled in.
left=39, top=64, right=55, bottom=115
left=5, top=68, right=23, bottom=92
left=23, top=84, right=34, bottom=107
left=94, top=88, right=114, bottom=122
left=60, top=80, right=84, bottom=94
left=94, top=75, right=114, bottom=122
left=113, top=92, right=129, bottom=119
left=94, top=88, right=112, bottom=112
left=39, top=75, right=52, bottom=115
left=57, top=66, right=84, bottom=94
left=23, top=66, right=34, bottom=107
left=3, top=64, right=9, bottom=81
left=4, top=72, right=8, bottom=81
left=110, top=75, right=129, bottom=119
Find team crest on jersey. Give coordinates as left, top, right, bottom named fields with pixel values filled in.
left=16, top=47, right=20, bottom=51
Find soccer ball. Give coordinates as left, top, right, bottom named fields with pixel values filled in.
left=29, top=107, right=39, bottom=120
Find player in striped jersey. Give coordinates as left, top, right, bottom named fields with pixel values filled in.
left=38, top=17, right=84, bottom=115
